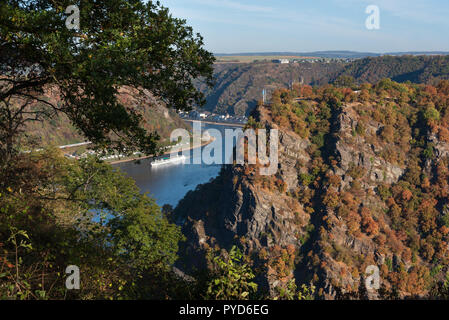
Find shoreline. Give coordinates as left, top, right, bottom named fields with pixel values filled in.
left=183, top=119, right=245, bottom=127
left=109, top=137, right=215, bottom=165
left=110, top=120, right=244, bottom=165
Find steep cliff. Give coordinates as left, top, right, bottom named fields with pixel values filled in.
left=175, top=80, right=449, bottom=299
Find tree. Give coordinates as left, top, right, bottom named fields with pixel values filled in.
left=0, top=149, right=184, bottom=299
left=205, top=246, right=257, bottom=300
left=333, top=75, right=356, bottom=89
left=275, top=279, right=315, bottom=300
left=61, top=153, right=184, bottom=271
left=0, top=0, right=213, bottom=295
left=0, top=0, right=215, bottom=169
left=423, top=106, right=441, bottom=122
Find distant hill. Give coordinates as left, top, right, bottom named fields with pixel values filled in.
left=197, top=55, right=449, bottom=116
left=196, top=61, right=345, bottom=116
left=321, top=55, right=449, bottom=85
left=215, top=51, right=449, bottom=59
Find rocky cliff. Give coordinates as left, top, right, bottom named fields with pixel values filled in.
left=175, top=80, right=449, bottom=299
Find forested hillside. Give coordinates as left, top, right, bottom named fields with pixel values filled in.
left=197, top=56, right=449, bottom=117
left=22, top=87, right=189, bottom=148
left=196, top=61, right=345, bottom=116
left=322, top=55, right=449, bottom=86
left=176, top=79, right=449, bottom=299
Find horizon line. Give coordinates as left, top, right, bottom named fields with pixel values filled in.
left=214, top=50, right=449, bottom=56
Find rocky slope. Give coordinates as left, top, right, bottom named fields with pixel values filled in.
left=175, top=80, right=449, bottom=299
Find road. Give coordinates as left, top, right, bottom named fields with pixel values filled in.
left=183, top=119, right=245, bottom=128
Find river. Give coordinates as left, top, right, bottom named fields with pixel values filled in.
left=114, top=122, right=238, bottom=208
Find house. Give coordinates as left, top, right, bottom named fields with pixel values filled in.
left=272, top=59, right=289, bottom=64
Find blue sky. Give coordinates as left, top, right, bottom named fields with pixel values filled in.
left=160, top=0, right=449, bottom=53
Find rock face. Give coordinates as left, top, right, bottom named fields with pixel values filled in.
left=278, top=129, right=311, bottom=191
left=335, top=106, right=405, bottom=186
left=429, top=132, right=449, bottom=160
left=174, top=97, right=449, bottom=299
left=175, top=128, right=311, bottom=283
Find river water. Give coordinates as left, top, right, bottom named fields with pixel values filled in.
left=115, top=123, right=238, bottom=208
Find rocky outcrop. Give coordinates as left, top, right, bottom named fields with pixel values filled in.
left=175, top=98, right=449, bottom=299
left=175, top=131, right=311, bottom=282
left=335, top=105, right=405, bottom=187
left=174, top=112, right=312, bottom=292
left=429, top=132, right=449, bottom=160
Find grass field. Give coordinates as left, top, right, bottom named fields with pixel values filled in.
left=214, top=55, right=319, bottom=63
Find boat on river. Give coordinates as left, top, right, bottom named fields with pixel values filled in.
left=150, top=155, right=186, bottom=167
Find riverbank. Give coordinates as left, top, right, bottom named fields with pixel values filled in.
left=183, top=119, right=245, bottom=127
left=114, top=122, right=234, bottom=207
left=109, top=137, right=215, bottom=165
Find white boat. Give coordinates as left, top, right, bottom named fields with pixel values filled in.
left=150, top=155, right=186, bottom=167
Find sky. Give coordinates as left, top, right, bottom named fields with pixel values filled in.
left=159, top=0, right=449, bottom=54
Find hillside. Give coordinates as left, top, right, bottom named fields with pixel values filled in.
left=216, top=51, right=449, bottom=59
left=22, top=87, right=189, bottom=148
left=196, top=56, right=449, bottom=118
left=323, top=55, right=449, bottom=86
left=175, top=79, right=449, bottom=299
left=196, top=61, right=345, bottom=116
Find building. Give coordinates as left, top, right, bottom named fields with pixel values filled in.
left=272, top=59, right=290, bottom=64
